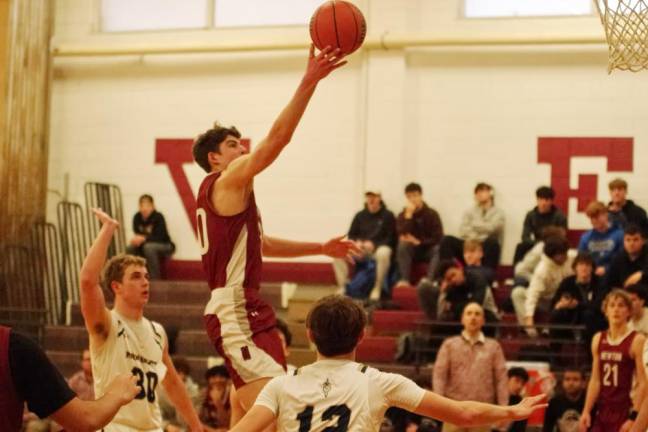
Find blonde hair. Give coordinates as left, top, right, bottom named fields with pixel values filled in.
left=608, top=178, right=628, bottom=191
left=601, top=289, right=633, bottom=320
left=102, top=254, right=147, bottom=292
left=585, top=201, right=607, bottom=218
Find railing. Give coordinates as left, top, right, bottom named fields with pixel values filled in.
left=57, top=201, right=91, bottom=306
left=409, top=319, right=589, bottom=370
left=84, top=182, right=126, bottom=257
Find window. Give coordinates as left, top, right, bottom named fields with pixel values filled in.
left=464, top=0, right=593, bottom=18
left=101, top=0, right=325, bottom=32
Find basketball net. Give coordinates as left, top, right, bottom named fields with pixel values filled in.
left=595, top=0, right=648, bottom=72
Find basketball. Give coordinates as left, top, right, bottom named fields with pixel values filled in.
left=309, top=1, right=366, bottom=55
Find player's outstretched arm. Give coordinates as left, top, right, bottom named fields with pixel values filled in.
left=579, top=333, right=601, bottom=432
left=621, top=333, right=648, bottom=432
left=79, top=208, right=116, bottom=344
left=160, top=346, right=203, bottom=432
left=262, top=235, right=360, bottom=259
left=220, top=44, right=346, bottom=188
left=228, top=405, right=275, bottom=432
left=414, top=391, right=546, bottom=427
left=50, top=373, right=140, bottom=432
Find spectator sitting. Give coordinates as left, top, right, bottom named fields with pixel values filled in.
left=67, top=348, right=94, bottom=401
left=627, top=284, right=648, bottom=335
left=275, top=318, right=297, bottom=374
left=578, top=200, right=623, bottom=278
left=418, top=259, right=498, bottom=323
left=200, top=365, right=232, bottom=432
left=158, top=356, right=201, bottom=432
left=513, top=226, right=567, bottom=288
left=332, top=189, right=396, bottom=300
left=432, top=302, right=509, bottom=432
left=511, top=236, right=574, bottom=337
left=126, top=194, right=175, bottom=279
left=548, top=253, right=605, bottom=362
left=607, top=178, right=648, bottom=236
left=607, top=224, right=648, bottom=290
left=395, top=182, right=443, bottom=287
left=542, top=368, right=585, bottom=432
left=514, top=186, right=567, bottom=264
left=506, top=367, right=530, bottom=432
left=463, top=240, right=495, bottom=285
left=440, top=182, right=505, bottom=270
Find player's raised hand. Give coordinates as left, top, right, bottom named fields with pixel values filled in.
left=105, top=373, right=140, bottom=405
left=92, top=208, right=119, bottom=227
left=322, top=235, right=361, bottom=259
left=509, top=394, right=547, bottom=420
left=304, top=44, right=347, bottom=84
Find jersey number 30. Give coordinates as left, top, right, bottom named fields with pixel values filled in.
left=297, top=404, right=351, bottom=432
left=132, top=367, right=159, bottom=403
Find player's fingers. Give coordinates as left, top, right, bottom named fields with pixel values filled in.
left=309, top=43, right=315, bottom=58
left=331, top=60, right=348, bottom=70
left=318, top=45, right=333, bottom=58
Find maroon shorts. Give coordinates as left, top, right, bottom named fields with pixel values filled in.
left=203, top=287, right=286, bottom=389
left=590, top=405, right=630, bottom=432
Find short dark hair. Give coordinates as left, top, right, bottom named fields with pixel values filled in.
left=609, top=178, right=628, bottom=191
left=572, top=252, right=594, bottom=270
left=561, top=367, right=585, bottom=379
left=172, top=356, right=191, bottom=376
left=192, top=123, right=241, bottom=173
left=435, top=259, right=461, bottom=281
left=474, top=182, right=492, bottom=194
left=404, top=182, right=422, bottom=194
left=139, top=194, right=154, bottom=205
left=508, top=367, right=529, bottom=383
left=543, top=236, right=569, bottom=258
left=536, top=186, right=555, bottom=199
left=275, top=318, right=292, bottom=347
left=624, top=223, right=643, bottom=237
left=626, top=284, right=648, bottom=303
left=306, top=295, right=367, bottom=357
left=205, top=365, right=229, bottom=381
left=539, top=225, right=567, bottom=241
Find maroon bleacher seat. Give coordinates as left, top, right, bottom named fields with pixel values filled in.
left=357, top=336, right=397, bottom=363
left=372, top=310, right=425, bottom=335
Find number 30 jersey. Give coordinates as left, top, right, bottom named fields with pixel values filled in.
left=91, top=310, right=168, bottom=432
left=597, top=329, right=636, bottom=408
left=255, top=359, right=426, bottom=432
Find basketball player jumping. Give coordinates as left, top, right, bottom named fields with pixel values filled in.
left=228, top=295, right=546, bottom=432
left=579, top=289, right=646, bottom=432
left=80, top=208, right=203, bottom=431
left=192, top=44, right=358, bottom=426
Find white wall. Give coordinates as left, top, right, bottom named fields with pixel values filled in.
left=48, top=0, right=648, bottom=263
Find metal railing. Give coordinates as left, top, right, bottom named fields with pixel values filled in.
left=57, top=201, right=91, bottom=305
left=84, top=182, right=126, bottom=257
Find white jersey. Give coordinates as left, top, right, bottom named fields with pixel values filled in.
left=91, top=310, right=168, bottom=432
left=255, top=359, right=426, bottom=432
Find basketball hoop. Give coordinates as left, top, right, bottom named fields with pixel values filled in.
left=595, top=0, right=648, bottom=72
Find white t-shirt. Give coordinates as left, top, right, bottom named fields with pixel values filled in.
left=91, top=310, right=168, bottom=432
left=255, top=359, right=426, bottom=432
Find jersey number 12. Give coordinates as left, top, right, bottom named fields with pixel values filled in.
left=297, top=404, right=351, bottom=432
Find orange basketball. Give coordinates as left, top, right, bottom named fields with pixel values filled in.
left=309, top=1, right=366, bottom=56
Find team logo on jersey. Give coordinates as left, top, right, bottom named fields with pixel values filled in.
left=321, top=378, right=332, bottom=398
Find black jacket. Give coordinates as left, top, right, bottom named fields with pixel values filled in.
left=347, top=203, right=396, bottom=248
left=521, top=205, right=567, bottom=243
left=608, top=199, right=648, bottom=236
left=396, top=202, right=443, bottom=247
left=133, top=210, right=173, bottom=245
left=551, top=274, right=603, bottom=309
left=607, top=245, right=648, bottom=289
left=542, top=392, right=585, bottom=432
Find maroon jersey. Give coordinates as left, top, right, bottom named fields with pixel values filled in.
left=0, top=326, right=22, bottom=431
left=197, top=172, right=276, bottom=335
left=597, top=330, right=636, bottom=407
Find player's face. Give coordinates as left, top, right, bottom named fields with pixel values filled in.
left=463, top=247, right=483, bottom=266
left=624, top=233, right=644, bottom=255
left=536, top=197, right=553, bottom=214
left=116, top=265, right=150, bottom=308
left=610, top=187, right=627, bottom=204
left=461, top=303, right=484, bottom=332
left=605, top=296, right=631, bottom=325
left=562, top=371, right=584, bottom=396
left=215, top=135, right=246, bottom=169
